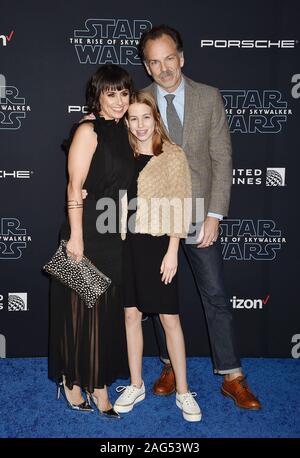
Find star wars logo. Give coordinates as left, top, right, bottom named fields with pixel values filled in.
left=220, top=219, right=286, bottom=261
left=221, top=90, right=292, bottom=133
left=0, top=74, right=31, bottom=130
left=0, top=218, right=32, bottom=259
left=70, top=19, right=152, bottom=65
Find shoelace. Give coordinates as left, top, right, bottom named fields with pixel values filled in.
left=163, top=365, right=172, bottom=373
left=115, top=385, right=140, bottom=397
left=237, top=376, right=249, bottom=391
left=180, top=392, right=198, bottom=407
left=227, top=375, right=251, bottom=397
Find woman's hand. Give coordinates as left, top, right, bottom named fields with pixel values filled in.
left=66, top=238, right=84, bottom=262
left=160, top=250, right=178, bottom=285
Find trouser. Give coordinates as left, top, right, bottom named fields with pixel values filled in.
left=151, top=240, right=241, bottom=374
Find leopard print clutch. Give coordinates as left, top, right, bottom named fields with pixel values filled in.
left=43, top=240, right=111, bottom=308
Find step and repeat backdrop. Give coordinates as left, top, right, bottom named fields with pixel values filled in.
left=0, top=0, right=299, bottom=360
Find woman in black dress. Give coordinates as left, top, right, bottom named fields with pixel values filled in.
left=48, top=65, right=134, bottom=417
left=114, top=92, right=201, bottom=422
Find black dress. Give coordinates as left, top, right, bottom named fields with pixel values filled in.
left=123, top=154, right=179, bottom=315
left=48, top=116, right=134, bottom=392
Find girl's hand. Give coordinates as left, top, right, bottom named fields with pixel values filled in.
left=160, top=250, right=178, bottom=285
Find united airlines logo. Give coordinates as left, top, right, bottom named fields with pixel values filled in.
left=221, top=90, right=292, bottom=133
left=8, top=293, right=28, bottom=311
left=0, top=292, right=29, bottom=311
left=220, top=219, right=286, bottom=261
left=233, top=168, right=286, bottom=186
left=70, top=19, right=152, bottom=65
left=266, top=168, right=286, bottom=186
left=0, top=218, right=32, bottom=259
left=0, top=74, right=31, bottom=130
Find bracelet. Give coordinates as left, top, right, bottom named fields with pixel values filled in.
left=67, top=200, right=83, bottom=209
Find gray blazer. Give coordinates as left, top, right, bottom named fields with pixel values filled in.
left=144, top=75, right=232, bottom=220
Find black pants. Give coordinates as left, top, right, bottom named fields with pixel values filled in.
left=151, top=240, right=241, bottom=374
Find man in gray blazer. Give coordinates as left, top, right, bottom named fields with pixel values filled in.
left=140, top=25, right=261, bottom=410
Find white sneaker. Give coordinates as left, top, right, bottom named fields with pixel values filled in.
left=176, top=391, right=202, bottom=422
left=114, top=382, right=146, bottom=413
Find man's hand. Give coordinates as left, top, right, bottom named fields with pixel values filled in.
left=197, top=216, right=219, bottom=248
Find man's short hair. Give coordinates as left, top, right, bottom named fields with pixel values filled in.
left=138, top=24, right=183, bottom=61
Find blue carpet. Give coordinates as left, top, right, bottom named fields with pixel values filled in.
left=0, top=357, right=299, bottom=438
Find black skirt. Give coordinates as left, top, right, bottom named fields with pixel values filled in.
left=48, top=278, right=129, bottom=392
left=123, top=231, right=179, bottom=315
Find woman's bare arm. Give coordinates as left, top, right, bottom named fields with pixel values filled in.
left=66, top=122, right=97, bottom=261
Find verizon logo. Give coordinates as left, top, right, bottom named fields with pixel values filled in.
left=0, top=30, right=14, bottom=47
left=231, top=294, right=270, bottom=309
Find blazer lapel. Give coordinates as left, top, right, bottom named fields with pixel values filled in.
left=182, top=76, right=198, bottom=149
left=145, top=82, right=157, bottom=100
left=145, top=78, right=198, bottom=146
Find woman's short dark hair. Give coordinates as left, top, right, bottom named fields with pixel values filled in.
left=138, top=25, right=183, bottom=61
left=86, top=64, right=133, bottom=114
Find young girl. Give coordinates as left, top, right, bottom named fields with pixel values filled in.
left=114, top=91, right=201, bottom=422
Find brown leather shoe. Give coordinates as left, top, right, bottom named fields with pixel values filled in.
left=221, top=375, right=261, bottom=410
left=153, top=364, right=175, bottom=396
